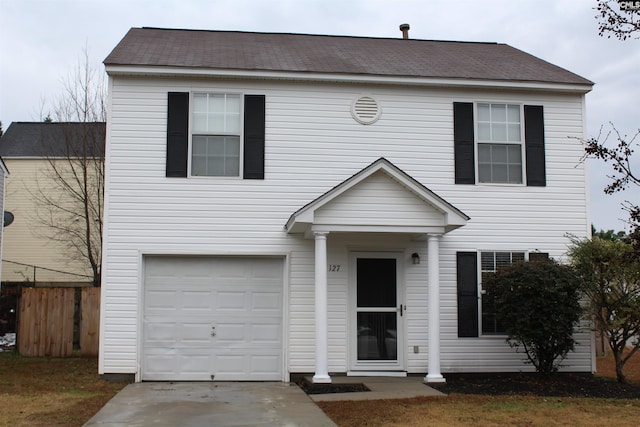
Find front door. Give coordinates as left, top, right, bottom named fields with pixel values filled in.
left=350, top=253, right=404, bottom=372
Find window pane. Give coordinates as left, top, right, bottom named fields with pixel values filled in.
left=357, top=312, right=397, bottom=360
left=225, top=136, right=240, bottom=156
left=491, top=104, right=506, bottom=122
left=478, top=164, right=491, bottom=182
left=492, top=164, right=508, bottom=182
left=193, top=94, right=208, bottom=113
left=493, top=145, right=507, bottom=163
left=507, top=104, right=520, bottom=122
left=209, top=94, right=225, bottom=113
left=509, top=165, right=522, bottom=184
left=478, top=144, right=491, bottom=162
left=191, top=157, right=206, bottom=176
left=192, top=136, right=207, bottom=155
left=492, top=123, right=507, bottom=141
left=207, top=157, right=224, bottom=175
left=477, top=103, right=490, bottom=121
left=495, top=252, right=512, bottom=269
left=507, top=123, right=521, bottom=142
left=481, top=252, right=495, bottom=271
left=357, top=258, right=397, bottom=308
left=478, top=123, right=491, bottom=141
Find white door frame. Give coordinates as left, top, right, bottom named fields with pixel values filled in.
left=348, top=251, right=405, bottom=374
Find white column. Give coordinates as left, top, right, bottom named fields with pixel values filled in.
left=425, top=234, right=445, bottom=383
left=312, top=231, right=331, bottom=383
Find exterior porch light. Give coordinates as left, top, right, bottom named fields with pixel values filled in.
left=411, top=252, right=420, bottom=265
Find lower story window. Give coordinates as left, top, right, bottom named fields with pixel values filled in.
left=480, top=251, right=525, bottom=334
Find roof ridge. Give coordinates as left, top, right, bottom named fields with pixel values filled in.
left=137, top=26, right=500, bottom=45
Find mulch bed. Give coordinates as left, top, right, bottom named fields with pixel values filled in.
left=429, top=372, right=640, bottom=399
left=297, top=378, right=370, bottom=395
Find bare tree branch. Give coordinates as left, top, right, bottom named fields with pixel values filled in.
left=596, top=0, right=640, bottom=40
left=31, top=48, right=105, bottom=286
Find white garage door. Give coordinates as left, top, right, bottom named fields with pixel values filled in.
left=142, top=256, right=284, bottom=381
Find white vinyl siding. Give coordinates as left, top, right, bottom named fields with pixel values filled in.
left=101, top=75, right=591, bottom=377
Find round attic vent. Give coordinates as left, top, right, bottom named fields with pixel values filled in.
left=351, top=96, right=381, bottom=125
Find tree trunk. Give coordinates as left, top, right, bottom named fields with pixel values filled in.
left=614, top=351, right=627, bottom=383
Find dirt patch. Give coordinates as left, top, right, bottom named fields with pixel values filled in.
left=297, top=378, right=370, bottom=395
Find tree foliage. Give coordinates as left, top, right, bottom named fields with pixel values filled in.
left=483, top=259, right=583, bottom=375
left=568, top=236, right=640, bottom=383
left=596, top=0, right=640, bottom=40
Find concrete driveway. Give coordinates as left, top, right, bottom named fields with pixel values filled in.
left=84, top=382, right=336, bottom=427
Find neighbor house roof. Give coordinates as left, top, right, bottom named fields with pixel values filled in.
left=104, top=27, right=593, bottom=87
left=0, top=122, right=106, bottom=158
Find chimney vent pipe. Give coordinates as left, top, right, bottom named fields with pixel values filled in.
left=399, top=23, right=410, bottom=39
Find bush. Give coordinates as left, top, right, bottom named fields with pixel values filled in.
left=483, top=258, right=582, bottom=375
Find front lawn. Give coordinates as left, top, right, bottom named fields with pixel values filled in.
left=0, top=352, right=127, bottom=426
left=0, top=350, right=638, bottom=426
left=319, top=351, right=640, bottom=426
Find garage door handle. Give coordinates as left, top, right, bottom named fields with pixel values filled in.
left=211, top=326, right=216, bottom=337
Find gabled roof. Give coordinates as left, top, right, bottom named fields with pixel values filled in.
left=285, top=157, right=469, bottom=235
left=105, top=27, right=592, bottom=88
left=0, top=122, right=106, bottom=158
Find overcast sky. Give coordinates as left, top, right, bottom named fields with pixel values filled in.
left=1, top=0, right=638, bottom=232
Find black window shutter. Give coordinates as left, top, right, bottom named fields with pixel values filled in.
left=528, top=252, right=549, bottom=263
left=166, top=92, right=189, bottom=177
left=454, top=102, right=475, bottom=184
left=457, top=252, right=479, bottom=337
left=524, top=105, right=546, bottom=186
left=243, top=95, right=266, bottom=179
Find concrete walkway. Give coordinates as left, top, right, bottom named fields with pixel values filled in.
left=84, top=382, right=337, bottom=427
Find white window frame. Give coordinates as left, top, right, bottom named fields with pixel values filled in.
left=474, top=102, right=526, bottom=185
left=188, top=92, right=244, bottom=178
left=478, top=250, right=528, bottom=336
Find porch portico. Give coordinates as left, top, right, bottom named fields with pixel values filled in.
left=285, top=158, right=469, bottom=383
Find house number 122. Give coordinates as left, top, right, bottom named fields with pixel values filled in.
left=328, top=265, right=341, bottom=272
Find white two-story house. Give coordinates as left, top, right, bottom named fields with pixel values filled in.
left=100, top=27, right=594, bottom=383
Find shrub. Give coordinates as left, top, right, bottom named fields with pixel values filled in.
left=483, top=258, right=582, bottom=375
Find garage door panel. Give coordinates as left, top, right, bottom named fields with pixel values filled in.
left=142, top=256, right=283, bottom=381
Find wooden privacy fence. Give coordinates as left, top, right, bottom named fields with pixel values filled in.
left=18, top=287, right=100, bottom=357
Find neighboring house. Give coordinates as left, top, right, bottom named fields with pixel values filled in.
left=0, top=157, right=9, bottom=283
left=101, top=27, right=594, bottom=383
left=0, top=122, right=105, bottom=286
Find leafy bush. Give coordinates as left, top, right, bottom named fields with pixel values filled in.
left=568, top=236, right=640, bottom=383
left=483, top=258, right=582, bottom=375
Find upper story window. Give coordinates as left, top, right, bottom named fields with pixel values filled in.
left=191, top=93, right=242, bottom=177
left=453, top=102, right=546, bottom=187
left=476, top=103, right=523, bottom=184
left=166, top=92, right=265, bottom=180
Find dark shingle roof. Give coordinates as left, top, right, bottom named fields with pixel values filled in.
left=104, top=28, right=593, bottom=86
left=0, top=122, right=105, bottom=158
